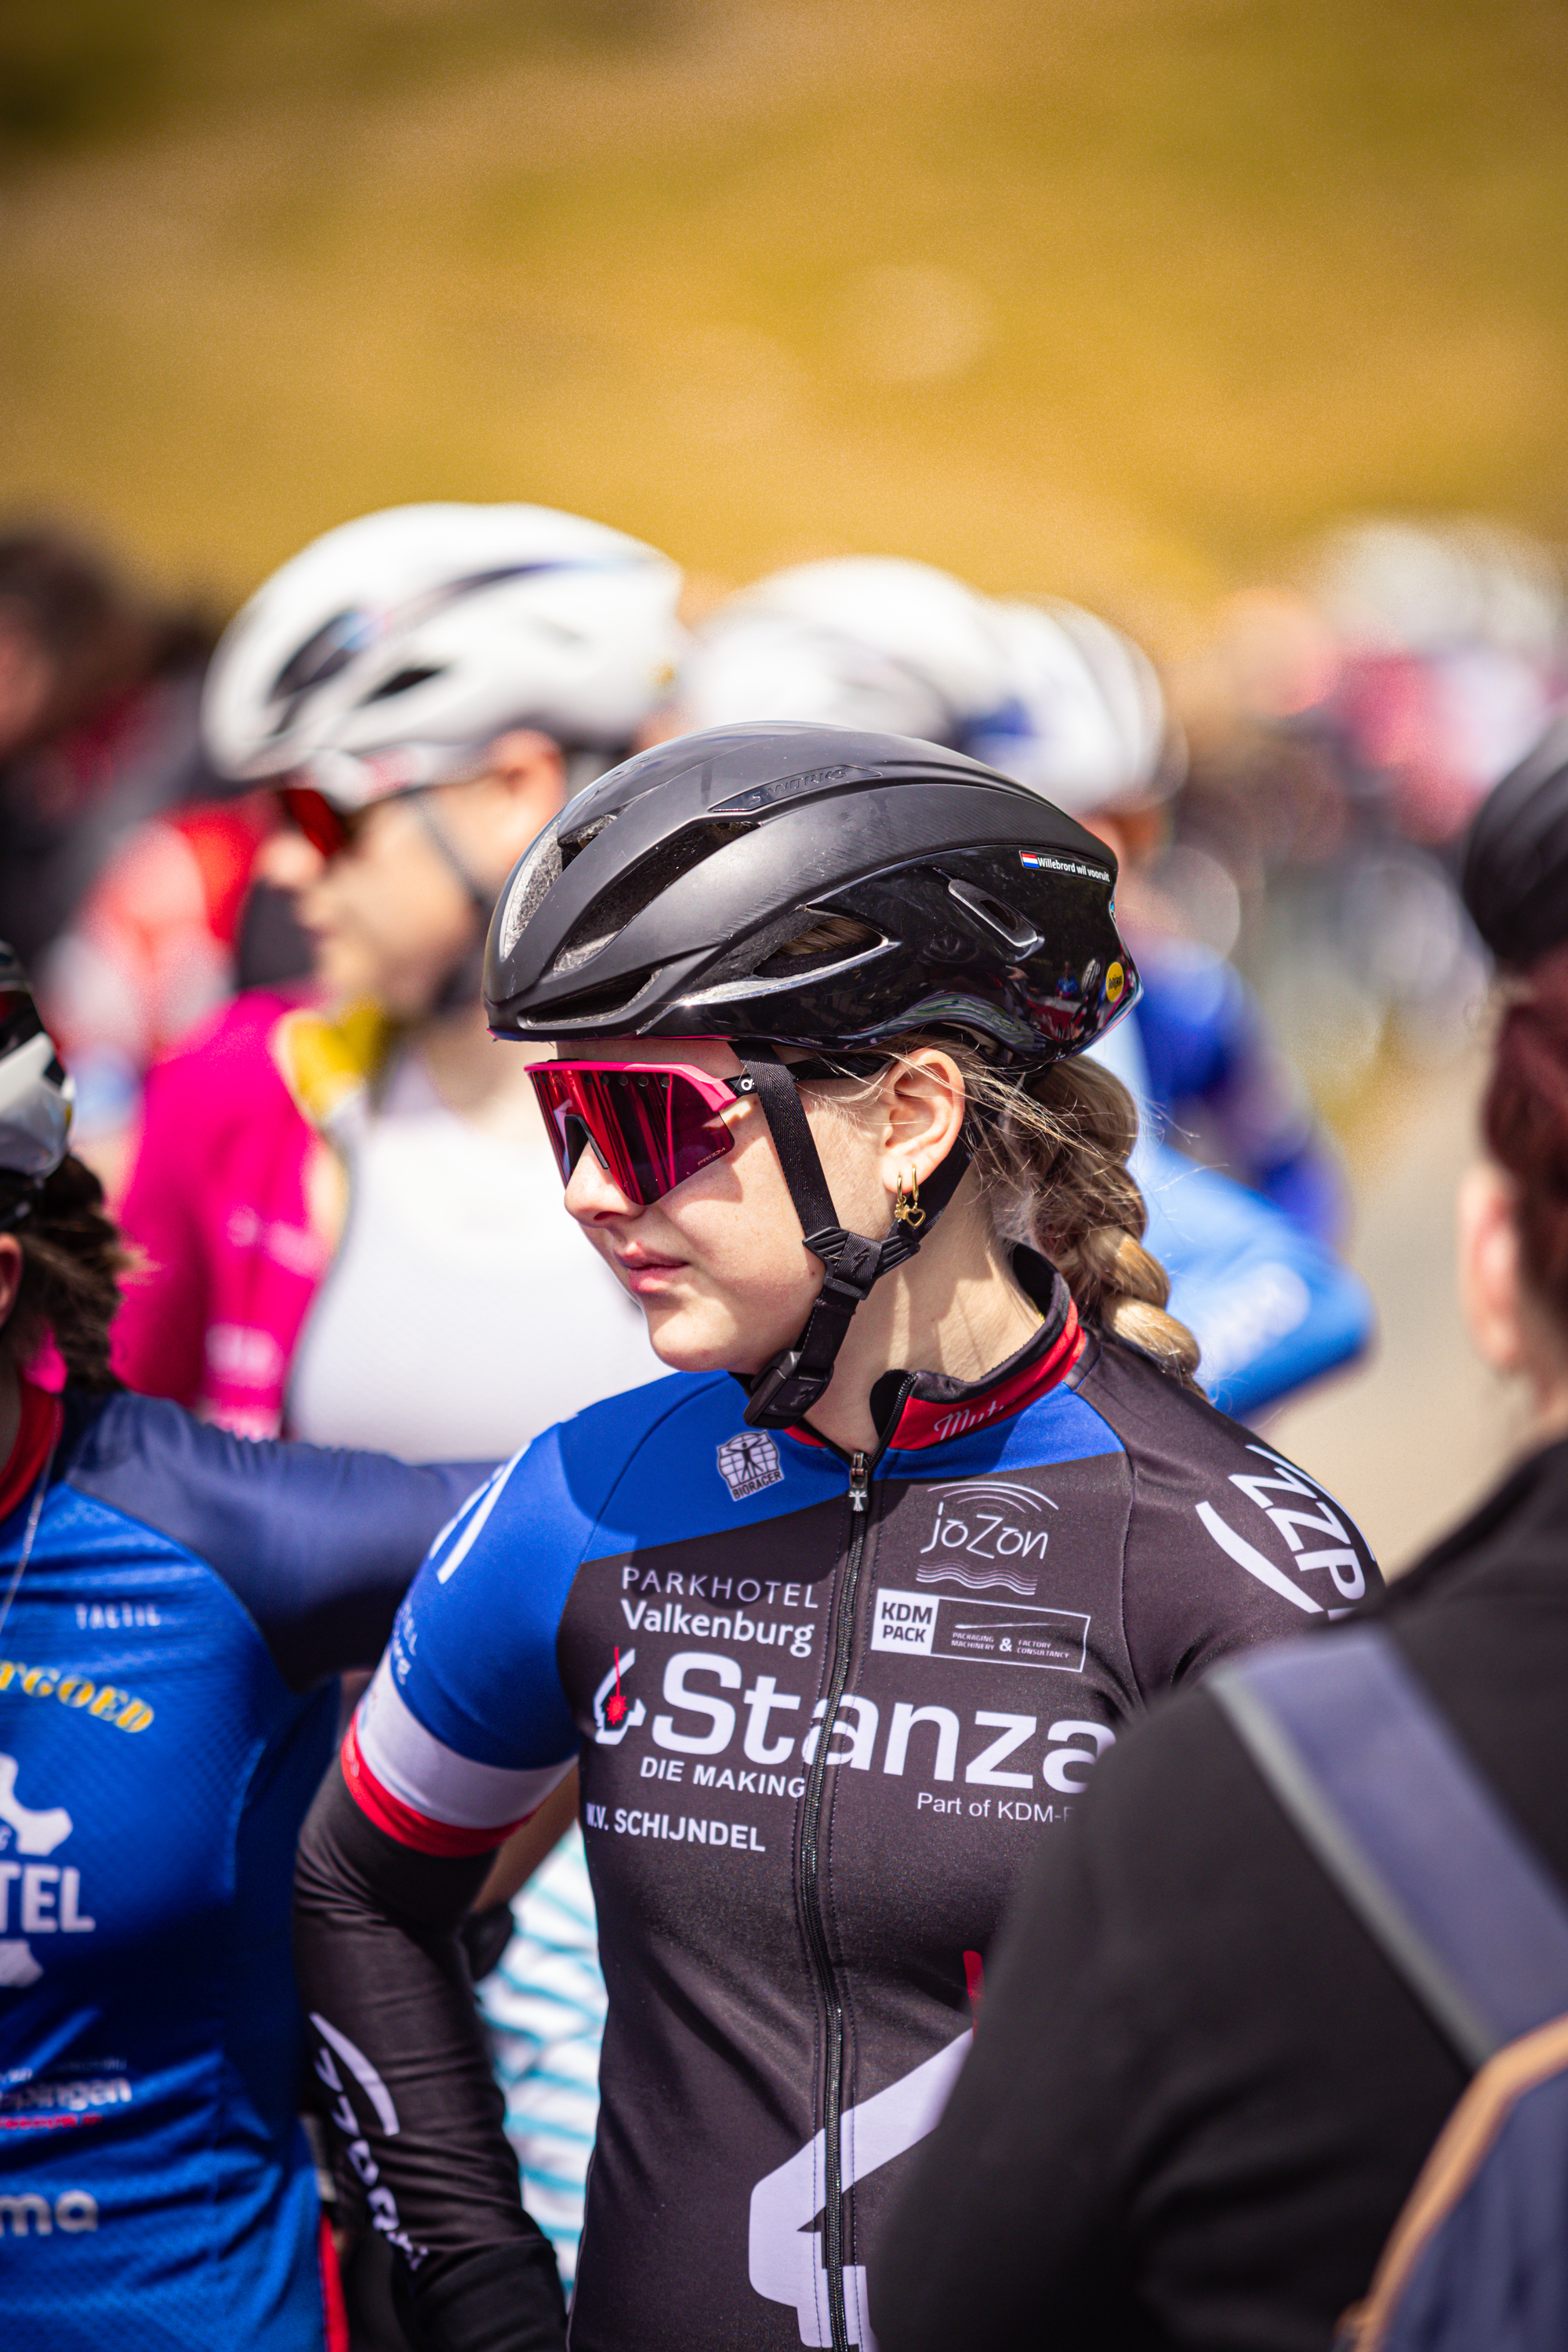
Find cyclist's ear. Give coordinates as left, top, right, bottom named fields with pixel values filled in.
left=481, top=728, right=566, bottom=823
left=875, top=1049, right=967, bottom=1200
left=1457, top=1160, right=1527, bottom=1378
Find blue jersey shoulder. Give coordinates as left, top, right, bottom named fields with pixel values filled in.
left=394, top=1373, right=848, bottom=1773
left=60, top=1391, right=492, bottom=1690
left=460, top=1371, right=846, bottom=1565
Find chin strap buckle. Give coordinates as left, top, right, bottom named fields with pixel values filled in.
left=743, top=1222, right=929, bottom=1429
left=800, top=1228, right=884, bottom=1304
left=743, top=1352, right=826, bottom=1429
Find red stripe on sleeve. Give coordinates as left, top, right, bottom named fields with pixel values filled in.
left=341, top=1719, right=521, bottom=1859
left=318, top=2212, right=350, bottom=2352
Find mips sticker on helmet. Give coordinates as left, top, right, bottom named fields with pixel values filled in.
left=717, top=1432, right=784, bottom=1501
left=1105, top=961, right=1126, bottom=1004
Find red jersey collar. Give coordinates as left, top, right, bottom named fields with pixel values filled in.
left=879, top=1300, right=1084, bottom=1450
left=0, top=1378, right=64, bottom=1524
left=782, top=1251, right=1085, bottom=1455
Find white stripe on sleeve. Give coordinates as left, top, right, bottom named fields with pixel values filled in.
left=356, top=1656, right=573, bottom=1830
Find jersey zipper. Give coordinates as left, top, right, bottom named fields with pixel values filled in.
left=798, top=1438, right=877, bottom=2352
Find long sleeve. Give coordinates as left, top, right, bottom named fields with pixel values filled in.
left=294, top=1762, right=568, bottom=2350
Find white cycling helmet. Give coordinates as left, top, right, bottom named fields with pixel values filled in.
left=203, top=503, right=687, bottom=807
left=0, top=945, right=73, bottom=1189
left=1308, top=518, right=1563, bottom=660
left=677, top=557, right=1015, bottom=743
left=976, top=599, right=1180, bottom=815
left=677, top=557, right=1178, bottom=814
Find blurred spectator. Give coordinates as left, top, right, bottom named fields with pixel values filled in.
left=0, top=525, right=223, bottom=967
left=872, top=944, right=1568, bottom=2350
left=38, top=790, right=304, bottom=1176
left=0, top=524, right=297, bottom=1178
left=1161, top=524, right=1567, bottom=1105
left=1310, top=517, right=1566, bottom=848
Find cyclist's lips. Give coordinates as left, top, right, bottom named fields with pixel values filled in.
left=612, top=1249, right=688, bottom=1295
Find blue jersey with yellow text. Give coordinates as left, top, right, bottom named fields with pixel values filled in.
left=0, top=1388, right=485, bottom=2351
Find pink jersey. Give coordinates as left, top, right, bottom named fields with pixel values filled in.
left=112, top=989, right=329, bottom=1436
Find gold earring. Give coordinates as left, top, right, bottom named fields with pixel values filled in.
left=893, top=1170, right=925, bottom=1229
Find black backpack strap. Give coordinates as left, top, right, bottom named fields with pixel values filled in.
left=1210, top=1628, right=1568, bottom=2071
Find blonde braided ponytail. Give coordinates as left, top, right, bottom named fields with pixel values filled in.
left=897, top=1040, right=1201, bottom=1385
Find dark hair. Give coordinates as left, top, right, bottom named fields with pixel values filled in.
left=1463, top=714, right=1568, bottom=972
left=0, top=1153, right=129, bottom=1391
left=1483, top=947, right=1568, bottom=1327
left=0, top=525, right=217, bottom=749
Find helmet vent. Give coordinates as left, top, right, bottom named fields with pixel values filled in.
left=268, top=609, right=376, bottom=710
left=547, top=820, right=755, bottom=978
left=494, top=828, right=563, bottom=960
left=547, top=967, right=654, bottom=1022
left=946, top=877, right=1041, bottom=957
left=359, top=663, right=445, bottom=704
left=557, top=813, right=620, bottom=873
left=753, top=913, right=883, bottom=979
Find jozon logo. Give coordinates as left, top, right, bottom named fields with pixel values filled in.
left=915, top=1479, right=1057, bottom=1596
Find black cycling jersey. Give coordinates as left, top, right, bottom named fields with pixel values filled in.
left=294, top=1256, right=1381, bottom=2352
left=868, top=1439, right=1568, bottom=2352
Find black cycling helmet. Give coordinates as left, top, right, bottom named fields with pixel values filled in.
left=485, top=721, right=1134, bottom=1056
left=1462, top=713, right=1568, bottom=971
left=485, top=722, right=1138, bottom=1428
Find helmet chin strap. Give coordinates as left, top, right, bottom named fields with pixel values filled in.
left=408, top=791, right=497, bottom=1016
left=736, top=1044, right=971, bottom=1433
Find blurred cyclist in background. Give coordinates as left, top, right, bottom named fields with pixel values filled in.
left=1178, top=517, right=1566, bottom=1087
left=0, top=526, right=222, bottom=972
left=667, top=557, right=1367, bottom=1414
left=111, top=502, right=685, bottom=2306
left=0, top=949, right=492, bottom=2352
left=0, top=526, right=249, bottom=1158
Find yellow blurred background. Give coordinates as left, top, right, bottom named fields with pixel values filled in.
left=4, top=0, right=1568, bottom=638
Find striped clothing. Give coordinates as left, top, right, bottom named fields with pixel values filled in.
left=478, top=1826, right=605, bottom=2287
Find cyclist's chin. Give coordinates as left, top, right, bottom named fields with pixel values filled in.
left=637, top=1288, right=799, bottom=1380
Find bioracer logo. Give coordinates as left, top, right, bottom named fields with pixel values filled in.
left=871, top=1591, right=938, bottom=1655
left=717, top=1432, right=783, bottom=1502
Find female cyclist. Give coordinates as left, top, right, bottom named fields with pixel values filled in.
left=111, top=504, right=683, bottom=2294
left=0, top=949, right=492, bottom=2352
left=113, top=502, right=678, bottom=1455
left=294, top=721, right=1381, bottom=2352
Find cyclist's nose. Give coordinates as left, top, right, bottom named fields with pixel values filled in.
left=257, top=829, right=325, bottom=890
left=564, top=1141, right=638, bottom=1225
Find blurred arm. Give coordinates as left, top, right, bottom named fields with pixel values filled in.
left=475, top=1767, right=579, bottom=1912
